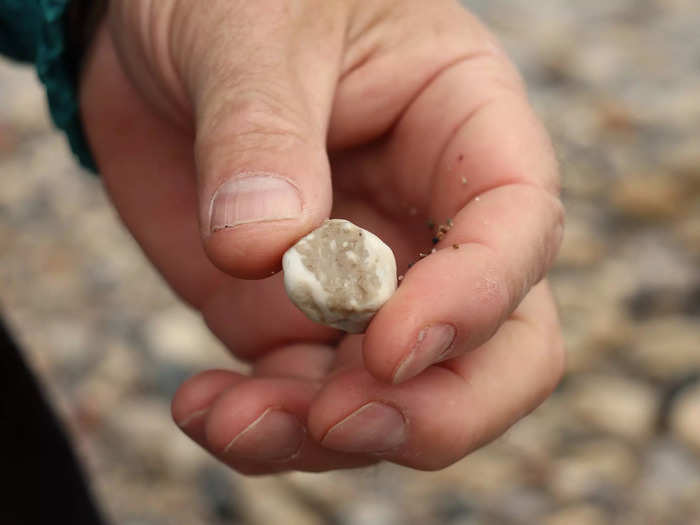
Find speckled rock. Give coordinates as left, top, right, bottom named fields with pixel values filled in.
left=283, top=219, right=397, bottom=333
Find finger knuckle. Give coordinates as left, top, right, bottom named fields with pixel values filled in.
left=200, top=90, right=310, bottom=150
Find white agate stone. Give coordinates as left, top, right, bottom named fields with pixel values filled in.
left=282, top=219, right=397, bottom=333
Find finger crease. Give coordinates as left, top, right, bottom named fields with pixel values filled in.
left=429, top=96, right=498, bottom=204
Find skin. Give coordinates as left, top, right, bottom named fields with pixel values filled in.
left=79, top=0, right=565, bottom=473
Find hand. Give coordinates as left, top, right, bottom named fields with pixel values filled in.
left=80, top=0, right=565, bottom=472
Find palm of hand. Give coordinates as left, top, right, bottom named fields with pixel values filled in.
left=80, top=2, right=564, bottom=473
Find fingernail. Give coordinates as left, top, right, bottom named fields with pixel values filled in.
left=322, top=402, right=406, bottom=453
left=224, top=409, right=304, bottom=462
left=209, top=173, right=302, bottom=233
left=393, top=324, right=456, bottom=384
left=176, top=408, right=210, bottom=429
left=175, top=408, right=211, bottom=443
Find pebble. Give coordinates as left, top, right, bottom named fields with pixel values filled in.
left=431, top=491, right=478, bottom=524
left=143, top=306, right=231, bottom=369
left=549, top=439, right=640, bottom=502
left=670, top=382, right=700, bottom=453
left=103, top=398, right=207, bottom=479
left=237, top=476, right=325, bottom=525
left=610, top=172, right=689, bottom=221
left=567, top=374, right=659, bottom=442
left=624, top=317, right=700, bottom=380
left=449, top=448, right=523, bottom=495
left=618, top=232, right=699, bottom=291
left=674, top=214, right=700, bottom=256
left=632, top=439, right=700, bottom=520
left=42, top=318, right=92, bottom=366
left=197, top=466, right=244, bottom=522
left=283, top=219, right=397, bottom=333
left=340, top=498, right=404, bottom=525
left=562, top=309, right=632, bottom=373
left=488, top=488, right=552, bottom=524
left=0, top=58, right=52, bottom=134
left=625, top=286, right=697, bottom=320
left=543, top=505, right=608, bottom=525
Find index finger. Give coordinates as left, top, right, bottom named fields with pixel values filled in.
left=363, top=34, right=563, bottom=384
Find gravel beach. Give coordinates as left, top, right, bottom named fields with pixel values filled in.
left=1, top=1, right=699, bottom=524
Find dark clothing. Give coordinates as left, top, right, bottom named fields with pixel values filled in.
left=0, top=0, right=97, bottom=170
left=0, top=316, right=106, bottom=525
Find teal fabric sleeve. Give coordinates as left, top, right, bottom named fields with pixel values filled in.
left=0, top=0, right=97, bottom=172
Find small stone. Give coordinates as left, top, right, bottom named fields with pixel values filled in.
left=560, top=306, right=632, bottom=373
left=566, top=374, right=658, bottom=442
left=609, top=172, right=689, bottom=222
left=104, top=398, right=206, bottom=479
left=491, top=488, right=551, bottom=524
left=543, top=505, right=608, bottom=525
left=144, top=306, right=231, bottom=369
left=670, top=382, right=700, bottom=453
left=197, top=466, right=243, bottom=522
left=549, top=439, right=640, bottom=501
left=450, top=446, right=525, bottom=495
left=634, top=439, right=700, bottom=518
left=431, top=491, right=477, bottom=524
left=626, top=287, right=693, bottom=320
left=674, top=213, right=700, bottom=256
left=624, top=317, right=700, bottom=380
left=341, top=497, right=404, bottom=525
left=283, top=219, right=397, bottom=333
left=237, top=476, right=325, bottom=525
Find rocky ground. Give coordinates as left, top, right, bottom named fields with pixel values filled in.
left=1, top=1, right=699, bottom=524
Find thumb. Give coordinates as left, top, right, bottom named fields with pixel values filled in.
left=181, top=4, right=345, bottom=278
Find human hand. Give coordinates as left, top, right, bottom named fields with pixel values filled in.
left=80, top=0, right=564, bottom=472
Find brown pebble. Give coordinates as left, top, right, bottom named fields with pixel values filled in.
left=453, top=244, right=459, bottom=250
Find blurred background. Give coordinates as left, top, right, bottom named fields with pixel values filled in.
left=1, top=0, right=699, bottom=524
